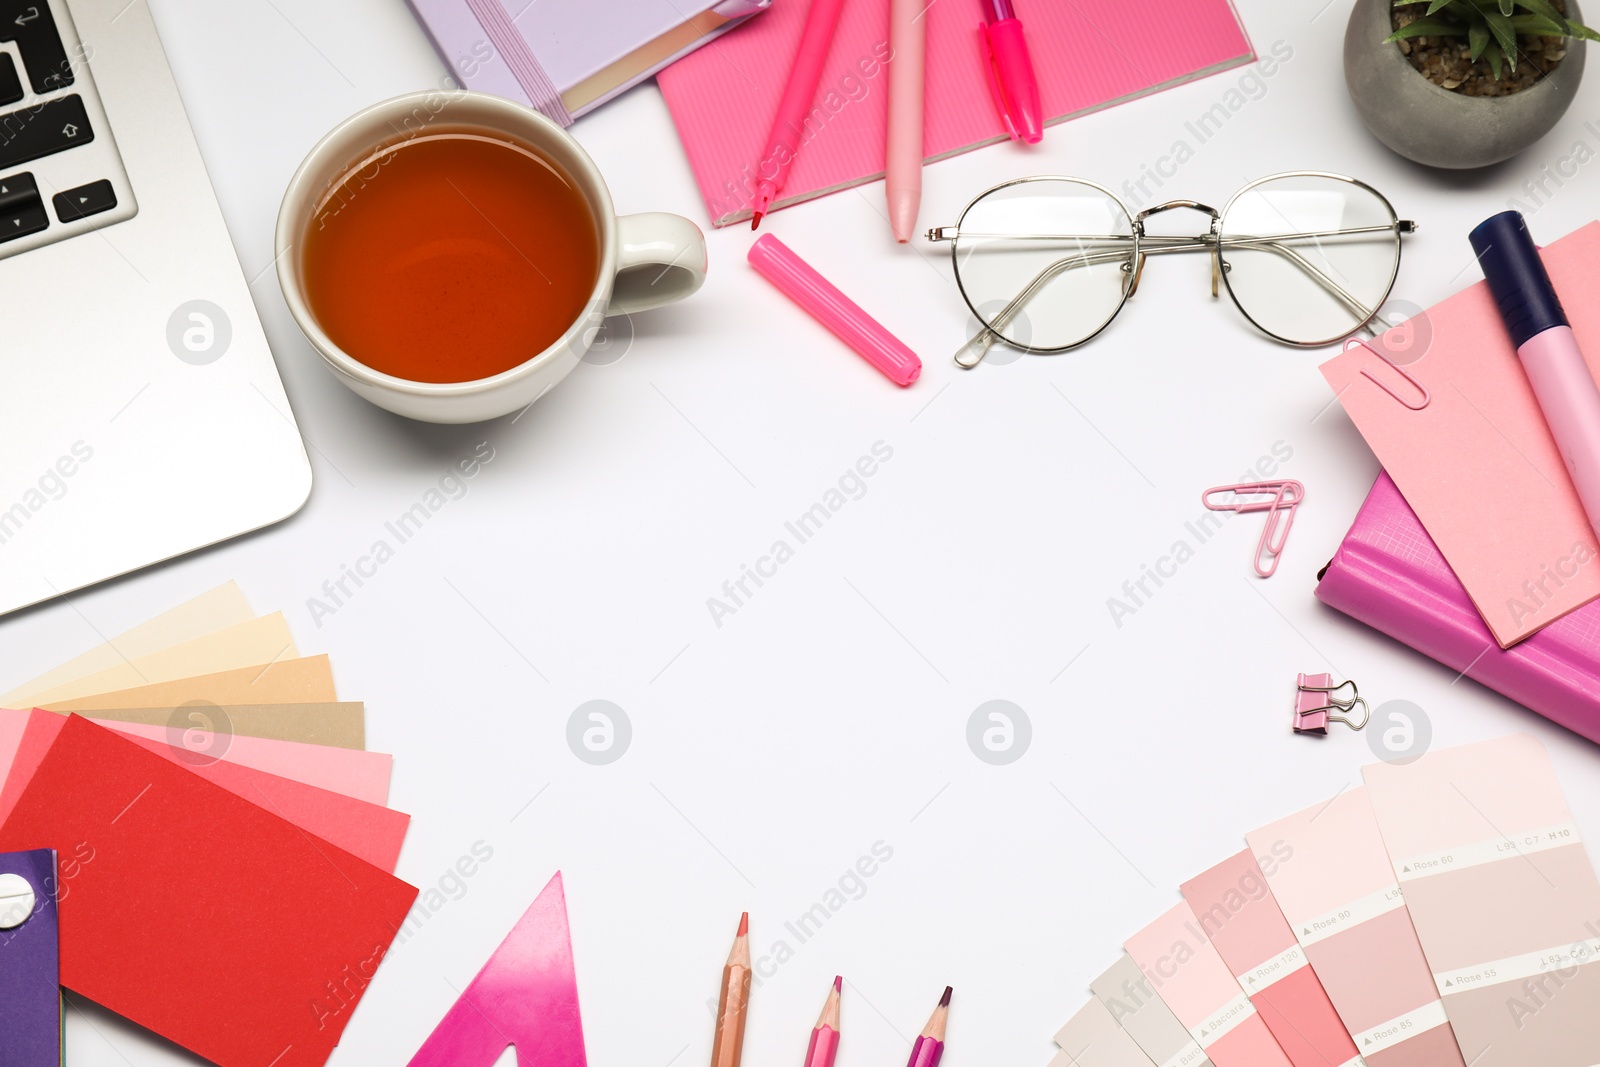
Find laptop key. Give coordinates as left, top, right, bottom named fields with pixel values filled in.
left=52, top=177, right=112, bottom=222
left=0, top=169, right=35, bottom=209
left=0, top=2, right=74, bottom=93
left=0, top=53, right=21, bottom=107
left=0, top=94, right=91, bottom=169
left=0, top=195, right=46, bottom=242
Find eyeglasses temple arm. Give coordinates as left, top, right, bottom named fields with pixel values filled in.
left=952, top=225, right=1404, bottom=364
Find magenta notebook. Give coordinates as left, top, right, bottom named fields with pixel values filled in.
left=657, top=0, right=1256, bottom=226
left=1316, top=472, right=1600, bottom=745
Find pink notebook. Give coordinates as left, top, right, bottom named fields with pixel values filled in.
left=657, top=0, right=1256, bottom=226
left=1316, top=471, right=1600, bottom=746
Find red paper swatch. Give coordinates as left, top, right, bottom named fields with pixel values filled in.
left=0, top=716, right=418, bottom=1067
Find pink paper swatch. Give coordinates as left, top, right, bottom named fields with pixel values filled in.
left=1246, top=789, right=1463, bottom=1067
left=1364, top=736, right=1600, bottom=1067
left=1181, top=851, right=1361, bottom=1067
left=91, top=718, right=391, bottom=805
left=1124, top=902, right=1294, bottom=1067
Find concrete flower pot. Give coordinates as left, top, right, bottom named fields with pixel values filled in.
left=1344, top=0, right=1586, bottom=169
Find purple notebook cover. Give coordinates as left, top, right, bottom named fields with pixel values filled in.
left=0, top=848, right=60, bottom=1067
left=1317, top=472, right=1600, bottom=744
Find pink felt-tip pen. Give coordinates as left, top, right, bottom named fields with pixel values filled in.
left=750, top=0, right=848, bottom=229
left=980, top=0, right=1043, bottom=144
left=748, top=235, right=921, bottom=387
left=1471, top=211, right=1600, bottom=543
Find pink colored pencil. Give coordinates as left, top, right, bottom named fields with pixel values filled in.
left=905, top=987, right=950, bottom=1067
left=750, top=0, right=848, bottom=229
left=886, top=0, right=926, bottom=242
left=802, top=976, right=842, bottom=1067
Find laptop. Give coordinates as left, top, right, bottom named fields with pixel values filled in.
left=0, top=0, right=311, bottom=616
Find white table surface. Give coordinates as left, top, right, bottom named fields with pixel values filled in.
left=9, top=1, right=1600, bottom=1064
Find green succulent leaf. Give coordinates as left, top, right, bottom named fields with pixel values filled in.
left=1511, top=13, right=1570, bottom=33
left=1565, top=18, right=1600, bottom=40
left=1484, top=8, right=1520, bottom=67
left=1426, top=0, right=1459, bottom=12
left=1470, top=18, right=1493, bottom=56
left=1514, top=0, right=1571, bottom=27
left=1500, top=0, right=1516, bottom=14
left=1487, top=38, right=1506, bottom=76
left=1386, top=16, right=1465, bottom=40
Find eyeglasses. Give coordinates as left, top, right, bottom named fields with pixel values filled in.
left=926, top=172, right=1416, bottom=367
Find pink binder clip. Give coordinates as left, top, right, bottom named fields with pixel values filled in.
left=1202, top=480, right=1305, bottom=578
left=1294, top=673, right=1370, bottom=735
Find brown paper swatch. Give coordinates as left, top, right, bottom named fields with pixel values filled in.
left=41, top=703, right=365, bottom=749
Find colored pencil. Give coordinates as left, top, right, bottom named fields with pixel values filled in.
left=710, top=912, right=752, bottom=1067
left=906, top=986, right=951, bottom=1067
left=750, top=0, right=848, bottom=229
left=802, top=976, right=843, bottom=1067
left=886, top=0, right=927, bottom=242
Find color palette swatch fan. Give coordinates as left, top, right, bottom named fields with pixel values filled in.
left=1050, top=735, right=1600, bottom=1067
left=0, top=583, right=416, bottom=1067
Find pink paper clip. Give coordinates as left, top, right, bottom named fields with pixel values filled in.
left=1294, top=673, right=1370, bottom=735
left=1202, top=480, right=1305, bottom=578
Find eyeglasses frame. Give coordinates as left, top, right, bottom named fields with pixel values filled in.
left=927, top=171, right=1417, bottom=363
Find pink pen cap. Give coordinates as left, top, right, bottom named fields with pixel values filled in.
left=748, top=235, right=922, bottom=387
left=980, top=0, right=1043, bottom=144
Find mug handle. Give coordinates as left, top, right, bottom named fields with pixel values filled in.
left=610, top=212, right=709, bottom=315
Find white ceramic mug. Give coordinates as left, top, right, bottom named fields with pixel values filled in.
left=276, top=90, right=707, bottom=424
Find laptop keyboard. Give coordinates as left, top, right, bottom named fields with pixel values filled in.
left=0, top=0, right=134, bottom=259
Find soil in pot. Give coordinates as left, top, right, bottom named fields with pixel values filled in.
left=1392, top=2, right=1571, bottom=95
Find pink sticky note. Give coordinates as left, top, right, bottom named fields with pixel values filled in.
left=1125, top=902, right=1295, bottom=1067
left=92, top=718, right=392, bottom=805
left=407, top=871, right=587, bottom=1067
left=1320, top=222, right=1600, bottom=647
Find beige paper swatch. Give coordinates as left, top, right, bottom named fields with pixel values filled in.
left=21, top=614, right=297, bottom=707
left=41, top=703, right=365, bottom=749
left=2, top=583, right=253, bottom=705
left=40, top=655, right=337, bottom=710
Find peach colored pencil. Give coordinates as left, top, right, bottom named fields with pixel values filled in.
left=710, top=913, right=752, bottom=1067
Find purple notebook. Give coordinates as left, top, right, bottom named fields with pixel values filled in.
left=0, top=848, right=59, bottom=1067
left=1317, top=472, right=1600, bottom=745
left=406, top=0, right=771, bottom=126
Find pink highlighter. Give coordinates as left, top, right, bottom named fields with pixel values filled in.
left=980, top=0, right=1043, bottom=144
left=748, top=235, right=921, bottom=386
left=1471, top=211, right=1600, bottom=543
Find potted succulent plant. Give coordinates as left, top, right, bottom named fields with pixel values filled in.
left=1345, top=0, right=1595, bottom=168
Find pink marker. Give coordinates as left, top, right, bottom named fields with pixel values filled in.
left=748, top=235, right=922, bottom=387
left=980, top=0, right=1043, bottom=144
left=750, top=0, right=848, bottom=228
left=1471, top=211, right=1600, bottom=543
